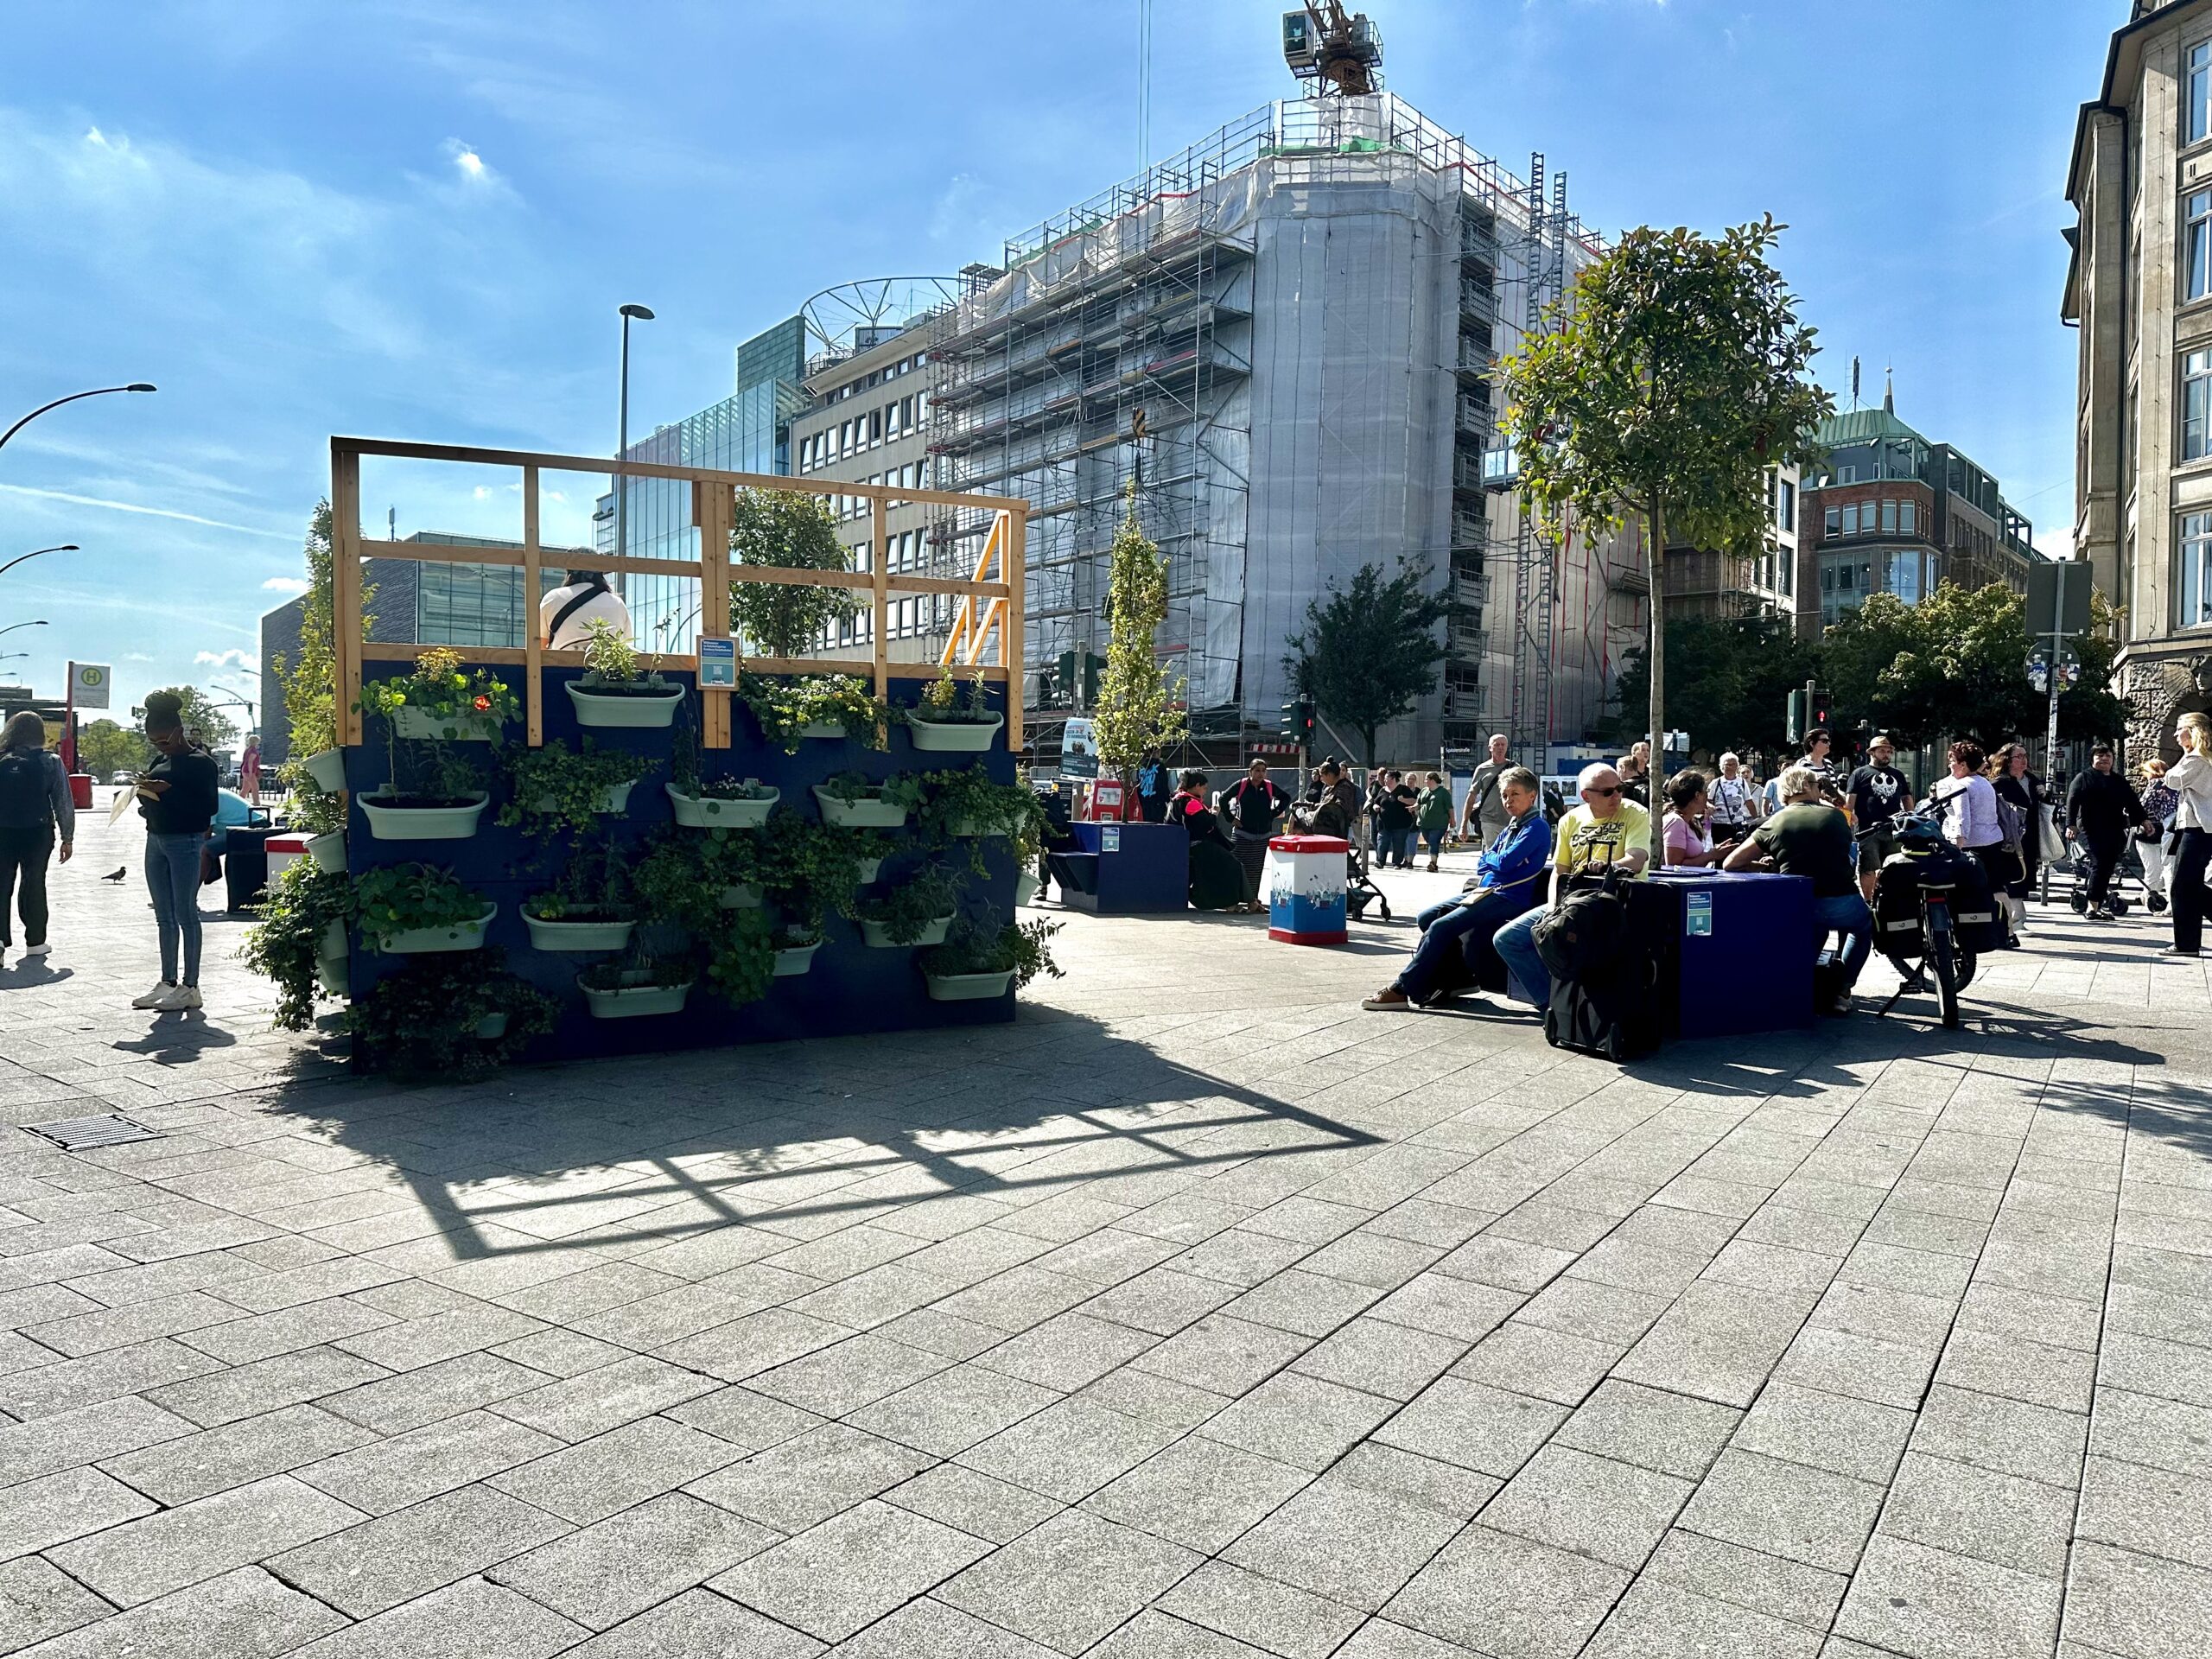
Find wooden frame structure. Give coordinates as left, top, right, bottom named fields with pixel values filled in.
left=330, top=438, right=1028, bottom=753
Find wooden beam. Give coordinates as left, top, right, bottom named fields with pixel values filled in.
left=1007, top=506, right=1027, bottom=751
left=350, top=538, right=1010, bottom=601
left=871, top=495, right=890, bottom=706
left=522, top=465, right=543, bottom=748
left=695, top=480, right=734, bottom=751
left=330, top=444, right=364, bottom=747
left=355, top=642, right=1008, bottom=681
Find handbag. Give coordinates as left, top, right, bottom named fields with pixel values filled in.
left=2038, top=807, right=2067, bottom=863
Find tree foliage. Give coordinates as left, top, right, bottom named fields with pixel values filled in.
left=149, top=685, right=242, bottom=751
left=77, top=717, right=149, bottom=780
left=270, top=498, right=375, bottom=772
left=726, top=489, right=855, bottom=659
left=1091, top=484, right=1184, bottom=778
left=1606, top=613, right=1819, bottom=757
left=1283, top=560, right=1449, bottom=766
left=1503, top=218, right=1834, bottom=784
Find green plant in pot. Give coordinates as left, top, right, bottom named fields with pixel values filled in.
left=919, top=909, right=1063, bottom=1001
left=567, top=619, right=683, bottom=728
left=918, top=766, right=1048, bottom=873
left=906, top=664, right=1002, bottom=752
left=855, top=861, right=963, bottom=948
left=667, top=772, right=779, bottom=830
left=354, top=657, right=497, bottom=838
left=343, top=949, right=557, bottom=1079
left=738, top=671, right=889, bottom=752
left=523, top=838, right=638, bottom=952
left=812, top=768, right=924, bottom=829
left=628, top=830, right=776, bottom=1004
left=355, top=864, right=496, bottom=954
left=578, top=940, right=696, bottom=1018
left=755, top=810, right=879, bottom=936
left=355, top=646, right=519, bottom=741
left=500, top=739, right=651, bottom=840
left=240, top=861, right=359, bottom=1031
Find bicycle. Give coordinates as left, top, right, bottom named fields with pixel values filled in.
left=1859, top=799, right=1986, bottom=1030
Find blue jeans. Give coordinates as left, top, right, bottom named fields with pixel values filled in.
left=145, top=833, right=204, bottom=986
left=1395, top=893, right=1523, bottom=1003
left=1815, top=892, right=1872, bottom=995
left=1493, top=906, right=1550, bottom=1008
left=1421, top=828, right=1446, bottom=858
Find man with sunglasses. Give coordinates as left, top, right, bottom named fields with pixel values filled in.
left=1491, top=763, right=1651, bottom=1010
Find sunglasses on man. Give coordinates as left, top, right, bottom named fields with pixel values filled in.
left=1586, top=785, right=1621, bottom=798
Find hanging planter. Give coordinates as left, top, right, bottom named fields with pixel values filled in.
left=718, top=884, right=765, bottom=910
left=856, top=857, right=885, bottom=885
left=306, top=830, right=346, bottom=873
left=1015, top=871, right=1041, bottom=907
left=798, top=721, right=850, bottom=741
left=301, top=749, right=348, bottom=793
left=813, top=785, right=911, bottom=829
left=860, top=913, right=952, bottom=950
left=368, top=903, right=497, bottom=955
left=315, top=919, right=350, bottom=998
left=359, top=791, right=491, bottom=842
left=579, top=968, right=694, bottom=1019
left=948, top=815, right=1007, bottom=838
left=566, top=682, right=683, bottom=728
left=924, top=967, right=1016, bottom=1001
left=474, top=1012, right=508, bottom=1039
left=666, top=782, right=779, bottom=829
left=391, top=706, right=500, bottom=742
left=906, top=713, right=1003, bottom=753
left=526, top=779, right=635, bottom=816
left=523, top=907, right=637, bottom=953
left=772, top=935, right=822, bottom=976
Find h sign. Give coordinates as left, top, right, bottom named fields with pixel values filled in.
left=68, top=663, right=111, bottom=709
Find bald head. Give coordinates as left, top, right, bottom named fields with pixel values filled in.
left=1578, top=764, right=1624, bottom=819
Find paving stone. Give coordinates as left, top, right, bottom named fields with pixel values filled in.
left=1087, top=1433, right=1311, bottom=1552
left=1077, top=1363, right=1231, bottom=1433
left=2076, top=1454, right=2212, bottom=1573
left=1934, top=1327, right=2096, bottom=1414
left=0, top=1565, right=346, bottom=1659
left=2089, top=1387, right=2212, bottom=1482
left=887, top=1462, right=1065, bottom=1544
left=1553, top=1380, right=1741, bottom=1482
left=1332, top=1618, right=1479, bottom=1657
left=1224, top=1474, right=1464, bottom=1612
left=1585, top=1577, right=1823, bottom=1659
left=555, top=1587, right=826, bottom=1657
left=180, top=1296, right=395, bottom=1365
left=0, top=1391, right=194, bottom=1484
left=1130, top=1313, right=1313, bottom=1396
left=1642, top=1528, right=1848, bottom=1630
left=1479, top=1443, right=1694, bottom=1570
left=1879, top=1448, right=2075, bottom=1580
left=0, top=1462, right=156, bottom=1559
left=1514, top=1274, right=1675, bottom=1345
left=1772, top=1323, right=1942, bottom=1412
left=1833, top=1533, right=2063, bottom=1658
left=1332, top=1441, right=1502, bottom=1522
left=1198, top=1370, right=1395, bottom=1471
left=0, top=1554, right=115, bottom=1656
left=328, top=1305, right=546, bottom=1371
left=491, top=1491, right=777, bottom=1630
left=1367, top=1271, right=1523, bottom=1344
left=1732, top=1381, right=1916, bottom=1484
left=664, top=1383, right=823, bottom=1452
left=1451, top=1320, right=1625, bottom=1406
left=1386, top=1523, right=1631, bottom=1656
left=1614, top=1281, right=1817, bottom=1409
left=488, top=1353, right=720, bottom=1440
left=141, top=1344, right=390, bottom=1427
left=938, top=1508, right=1201, bottom=1654
left=297, top=1408, right=563, bottom=1515
left=2063, top=1541, right=2212, bottom=1659
left=1084, top=1608, right=1275, bottom=1657
left=0, top=1335, right=226, bottom=1418
left=828, top=1595, right=1061, bottom=1657
left=704, top=1497, right=988, bottom=1642
left=974, top=1310, right=1160, bottom=1390
left=46, top=1471, right=364, bottom=1606
left=20, top=1287, right=248, bottom=1357
left=960, top=1395, right=1179, bottom=1501
left=1435, top=1233, right=1579, bottom=1294
left=1084, top=1267, right=1242, bottom=1335
left=1160, top=1560, right=1365, bottom=1659
left=283, top=1575, right=588, bottom=1658
left=267, top=1483, right=572, bottom=1618
left=686, top=1421, right=934, bottom=1532
left=1375, top=1376, right=1568, bottom=1479
left=316, top=1351, right=553, bottom=1434
left=1676, top=1449, right=1885, bottom=1573
left=1913, top=1384, right=2088, bottom=1489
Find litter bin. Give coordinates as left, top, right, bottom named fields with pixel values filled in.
left=225, top=825, right=281, bottom=912
left=67, top=773, right=92, bottom=810
left=1264, top=834, right=1349, bottom=944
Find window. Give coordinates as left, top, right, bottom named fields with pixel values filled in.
left=1838, top=465, right=1858, bottom=484
left=1776, top=477, right=1795, bottom=532
left=1899, top=500, right=1916, bottom=537
left=1841, top=503, right=1859, bottom=535
left=1880, top=499, right=1897, bottom=534
left=2186, top=348, right=2212, bottom=460
left=2193, top=41, right=2212, bottom=144
left=1824, top=505, right=1840, bottom=537
left=2183, top=511, right=2212, bottom=628
left=1837, top=563, right=1855, bottom=592
left=1892, top=553, right=1923, bottom=606
left=2190, top=192, right=2212, bottom=302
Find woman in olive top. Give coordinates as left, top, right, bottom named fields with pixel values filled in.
left=132, top=690, right=219, bottom=1011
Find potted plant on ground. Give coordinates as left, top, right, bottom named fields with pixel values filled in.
left=240, top=861, right=359, bottom=1030
left=855, top=862, right=963, bottom=948
left=919, top=912, right=1064, bottom=1001
left=356, top=864, right=497, bottom=954
left=737, top=671, right=891, bottom=752
left=813, top=769, right=924, bottom=829
left=356, top=646, right=520, bottom=742
left=343, top=950, right=557, bottom=1079
left=566, top=619, right=684, bottom=728
left=578, top=945, right=696, bottom=1019
left=500, top=739, right=652, bottom=837
left=523, top=839, right=638, bottom=952
left=906, top=664, right=1002, bottom=753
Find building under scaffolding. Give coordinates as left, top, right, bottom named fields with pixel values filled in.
left=926, top=92, right=1646, bottom=763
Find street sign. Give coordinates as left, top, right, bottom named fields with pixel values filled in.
left=68, top=663, right=110, bottom=709
left=696, top=637, right=735, bottom=689
left=2026, top=562, right=2092, bottom=639
left=1061, top=716, right=1099, bottom=779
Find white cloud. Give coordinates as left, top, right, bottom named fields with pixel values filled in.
left=443, top=137, right=493, bottom=184
left=194, top=648, right=256, bottom=671
left=0, top=484, right=295, bottom=540
left=124, top=652, right=154, bottom=663
left=261, top=575, right=309, bottom=594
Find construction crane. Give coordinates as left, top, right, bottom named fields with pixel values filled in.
left=1281, top=3, right=1383, bottom=96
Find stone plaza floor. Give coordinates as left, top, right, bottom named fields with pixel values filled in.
left=3, top=792, right=2211, bottom=1656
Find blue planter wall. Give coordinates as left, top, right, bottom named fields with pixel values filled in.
left=340, top=666, right=1019, bottom=1065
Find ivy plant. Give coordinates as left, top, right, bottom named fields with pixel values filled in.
left=239, top=861, right=358, bottom=1032
left=754, top=809, right=881, bottom=931
left=626, top=831, right=774, bottom=1007
left=499, top=739, right=652, bottom=842
left=343, top=950, right=556, bottom=1081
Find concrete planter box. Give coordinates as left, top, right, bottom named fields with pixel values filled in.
left=924, top=968, right=1015, bottom=1001
left=566, top=683, right=683, bottom=728
left=306, top=831, right=346, bottom=873
left=369, top=903, right=497, bottom=955
left=772, top=938, right=822, bottom=976
left=580, top=973, right=693, bottom=1019
left=359, top=791, right=490, bottom=842
left=301, top=749, right=347, bottom=792
left=813, top=786, right=909, bottom=829
left=523, top=910, right=636, bottom=952
left=906, top=714, right=1002, bottom=753
left=391, top=707, right=500, bottom=742
left=859, top=913, right=951, bottom=950
left=667, top=782, right=777, bottom=828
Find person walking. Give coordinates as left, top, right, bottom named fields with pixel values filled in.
left=1847, top=734, right=1915, bottom=903
left=1707, top=753, right=1762, bottom=849
left=1135, top=750, right=1171, bottom=824
left=1723, top=765, right=1872, bottom=1014
left=2139, top=757, right=2180, bottom=912
left=132, top=690, right=220, bottom=1011
left=2062, top=746, right=2146, bottom=921
left=1459, top=734, right=1514, bottom=848
left=1661, top=770, right=1724, bottom=868
left=1222, top=758, right=1290, bottom=912
left=1937, top=740, right=2016, bottom=946
left=1991, top=742, right=2047, bottom=931
left=1492, top=762, right=1652, bottom=1010
left=238, top=736, right=263, bottom=807
left=1378, top=772, right=1419, bottom=868
left=1416, top=771, right=1452, bottom=872
left=1364, top=768, right=1548, bottom=1010
left=0, top=713, right=74, bottom=968
left=2162, top=711, right=2212, bottom=957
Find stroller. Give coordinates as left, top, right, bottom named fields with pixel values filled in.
left=2063, top=833, right=2144, bottom=918
left=1344, top=837, right=1393, bottom=923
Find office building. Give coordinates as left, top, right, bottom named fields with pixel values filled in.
left=1799, top=399, right=2038, bottom=634
left=2067, top=0, right=2212, bottom=752
left=1661, top=464, right=1802, bottom=626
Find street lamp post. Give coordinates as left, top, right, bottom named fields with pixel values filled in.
left=0, top=546, right=79, bottom=582
left=0, top=385, right=156, bottom=454
left=0, top=620, right=49, bottom=640
left=615, top=305, right=654, bottom=568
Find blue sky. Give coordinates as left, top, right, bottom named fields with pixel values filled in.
left=1, top=0, right=2118, bottom=721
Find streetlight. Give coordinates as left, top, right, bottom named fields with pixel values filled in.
left=0, top=546, right=79, bottom=582
left=0, top=385, right=156, bottom=454
left=615, top=304, right=653, bottom=566
left=0, top=620, right=49, bottom=640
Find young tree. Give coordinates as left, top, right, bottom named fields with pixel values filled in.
left=1283, top=560, right=1448, bottom=766
left=726, top=489, right=855, bottom=658
left=76, top=717, right=149, bottom=781
left=1091, top=482, right=1185, bottom=782
left=1606, top=613, right=1818, bottom=758
left=269, top=499, right=375, bottom=774
left=1504, top=218, right=1834, bottom=788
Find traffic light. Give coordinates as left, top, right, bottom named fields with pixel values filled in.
left=1809, top=685, right=1832, bottom=732
left=1786, top=689, right=1805, bottom=744
left=1279, top=695, right=1316, bottom=744
left=1054, top=651, right=1103, bottom=705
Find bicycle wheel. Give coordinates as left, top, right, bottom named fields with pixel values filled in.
left=1929, top=924, right=1961, bottom=1030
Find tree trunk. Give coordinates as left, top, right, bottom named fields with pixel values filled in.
left=1647, top=490, right=1666, bottom=800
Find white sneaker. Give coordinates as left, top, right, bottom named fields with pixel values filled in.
left=132, top=981, right=178, bottom=1009
left=23, top=943, right=48, bottom=957
left=154, top=985, right=201, bottom=1012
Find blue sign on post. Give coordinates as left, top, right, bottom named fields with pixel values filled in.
left=697, top=636, right=736, bottom=688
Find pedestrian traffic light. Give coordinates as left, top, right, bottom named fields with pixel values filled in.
left=1786, top=689, right=1805, bottom=743
left=1809, top=685, right=1832, bottom=731
left=1279, top=695, right=1316, bottom=743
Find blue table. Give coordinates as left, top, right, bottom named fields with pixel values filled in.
left=1642, top=870, right=1816, bottom=1037
left=1063, top=821, right=1187, bottom=914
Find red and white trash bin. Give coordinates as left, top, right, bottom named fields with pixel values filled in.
left=1263, top=834, right=1350, bottom=945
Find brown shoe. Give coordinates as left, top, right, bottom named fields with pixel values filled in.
left=1426, top=861, right=1440, bottom=873
left=1362, top=988, right=1416, bottom=1011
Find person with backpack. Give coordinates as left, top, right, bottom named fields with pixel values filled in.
left=1723, top=764, right=1871, bottom=1014
left=1489, top=761, right=1650, bottom=1010
left=1222, top=758, right=1290, bottom=912
left=1937, top=740, right=2018, bottom=947
left=1458, top=734, right=1514, bottom=847
left=1135, top=750, right=1171, bottom=825
left=0, top=712, right=74, bottom=968
left=1363, top=767, right=1548, bottom=1010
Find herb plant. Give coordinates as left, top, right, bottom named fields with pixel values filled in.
left=499, top=739, right=651, bottom=842
left=738, top=672, right=890, bottom=752
left=855, top=862, right=963, bottom=944
left=819, top=769, right=925, bottom=809
left=912, top=664, right=996, bottom=725
left=524, top=838, right=634, bottom=924
left=239, top=861, right=358, bottom=1032
left=577, top=619, right=677, bottom=696
left=754, top=809, right=880, bottom=930
left=344, top=950, right=556, bottom=1080
left=919, top=912, right=1064, bottom=989
left=353, top=865, right=487, bottom=937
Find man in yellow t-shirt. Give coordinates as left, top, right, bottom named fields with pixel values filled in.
left=1491, top=763, right=1651, bottom=1008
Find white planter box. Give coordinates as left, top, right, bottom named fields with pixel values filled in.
left=813, top=785, right=909, bottom=829
left=772, top=938, right=821, bottom=976
left=666, top=782, right=778, bottom=828
left=370, top=902, right=497, bottom=955
left=566, top=682, right=683, bottom=728
left=860, top=913, right=951, bottom=950
left=306, top=830, right=346, bottom=873
left=580, top=974, right=693, bottom=1018
left=359, top=791, right=490, bottom=841
left=925, top=968, right=1016, bottom=1001
left=317, top=952, right=350, bottom=998
left=718, top=884, right=764, bottom=909
left=301, top=749, right=347, bottom=792
left=948, top=815, right=1008, bottom=838
left=1015, top=871, right=1041, bottom=907
left=906, top=714, right=1002, bottom=753
left=475, top=1012, right=508, bottom=1039
left=798, top=721, right=850, bottom=741
left=524, top=911, right=636, bottom=952
left=855, top=857, right=884, bottom=884
left=391, top=707, right=501, bottom=742
left=529, top=779, right=636, bottom=816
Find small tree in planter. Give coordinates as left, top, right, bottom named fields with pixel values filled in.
left=906, top=664, right=1001, bottom=752
left=813, top=769, right=925, bottom=829
left=737, top=671, right=890, bottom=753
left=727, top=490, right=857, bottom=658
left=568, top=620, right=683, bottom=728
left=343, top=949, right=556, bottom=1079
left=919, top=911, right=1063, bottom=1001
left=500, top=740, right=652, bottom=840
left=855, top=862, right=963, bottom=948
left=240, top=861, right=359, bottom=1031
left=355, top=864, right=495, bottom=954
left=273, top=497, right=376, bottom=795
left=1091, top=479, right=1185, bottom=788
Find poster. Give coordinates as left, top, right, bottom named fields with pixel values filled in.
left=1061, top=716, right=1098, bottom=779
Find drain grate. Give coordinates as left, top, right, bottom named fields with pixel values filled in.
left=22, top=1114, right=165, bottom=1151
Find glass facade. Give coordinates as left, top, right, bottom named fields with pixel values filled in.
left=405, top=534, right=567, bottom=648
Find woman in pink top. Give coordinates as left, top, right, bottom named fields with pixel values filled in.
left=1662, top=770, right=1724, bottom=868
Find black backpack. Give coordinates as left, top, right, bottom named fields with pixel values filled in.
left=0, top=749, right=53, bottom=832
left=1531, top=869, right=1631, bottom=981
